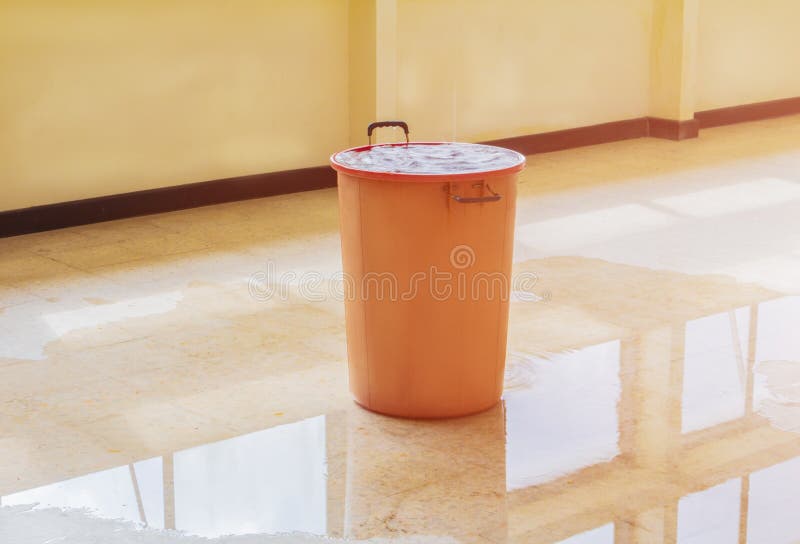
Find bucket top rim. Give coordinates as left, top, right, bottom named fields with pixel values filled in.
left=330, top=141, right=526, bottom=182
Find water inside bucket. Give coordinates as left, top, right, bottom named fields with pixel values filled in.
left=333, top=142, right=524, bottom=175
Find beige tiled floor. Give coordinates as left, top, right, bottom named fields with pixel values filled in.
left=2, top=117, right=800, bottom=543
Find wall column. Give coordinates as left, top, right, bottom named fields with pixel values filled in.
left=649, top=0, right=700, bottom=139
left=347, top=0, right=398, bottom=146
left=375, top=0, right=398, bottom=124
left=347, top=0, right=376, bottom=147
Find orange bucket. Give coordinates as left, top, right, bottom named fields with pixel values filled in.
left=330, top=121, right=525, bottom=418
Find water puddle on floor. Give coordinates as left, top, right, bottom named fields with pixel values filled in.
left=5, top=281, right=800, bottom=543
left=0, top=505, right=457, bottom=544
left=3, top=256, right=800, bottom=543
left=754, top=360, right=800, bottom=432
left=0, top=291, right=185, bottom=360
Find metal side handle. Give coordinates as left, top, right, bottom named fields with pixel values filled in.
left=449, top=184, right=502, bottom=204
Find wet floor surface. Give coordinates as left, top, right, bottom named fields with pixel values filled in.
left=2, top=116, right=800, bottom=543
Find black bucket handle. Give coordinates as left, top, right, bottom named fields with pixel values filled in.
left=367, top=121, right=409, bottom=145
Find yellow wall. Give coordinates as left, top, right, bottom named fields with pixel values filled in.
left=2, top=0, right=800, bottom=212
left=395, top=0, right=653, bottom=142
left=0, top=0, right=349, bottom=212
left=696, top=0, right=800, bottom=110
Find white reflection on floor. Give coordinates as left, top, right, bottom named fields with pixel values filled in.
left=504, top=341, right=621, bottom=491
left=681, top=307, right=750, bottom=433
left=554, top=522, right=614, bottom=544
left=2, top=415, right=326, bottom=538
left=677, top=478, right=741, bottom=544
left=0, top=291, right=184, bottom=360
left=3, top=458, right=164, bottom=528
left=754, top=296, right=800, bottom=415
left=175, top=414, right=326, bottom=537
left=748, top=454, right=800, bottom=543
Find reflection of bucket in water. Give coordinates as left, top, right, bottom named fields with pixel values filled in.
left=343, top=404, right=507, bottom=540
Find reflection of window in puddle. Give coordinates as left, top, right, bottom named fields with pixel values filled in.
left=674, top=454, right=800, bottom=544
left=2, top=457, right=164, bottom=528
left=554, top=522, right=613, bottom=544
left=753, top=296, right=800, bottom=410
left=505, top=341, right=621, bottom=491
left=1, top=415, right=327, bottom=538
left=681, top=307, right=750, bottom=433
left=175, top=415, right=326, bottom=537
left=677, top=478, right=741, bottom=544
left=748, top=456, right=800, bottom=543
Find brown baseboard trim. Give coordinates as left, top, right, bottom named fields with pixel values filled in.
left=4, top=96, right=800, bottom=238
left=482, top=114, right=704, bottom=154
left=0, top=165, right=335, bottom=238
left=482, top=117, right=650, bottom=155
left=696, top=96, right=800, bottom=129
left=1, top=119, right=655, bottom=239
left=647, top=117, right=700, bottom=141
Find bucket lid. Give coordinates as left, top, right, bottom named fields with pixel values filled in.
left=330, top=142, right=525, bottom=182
